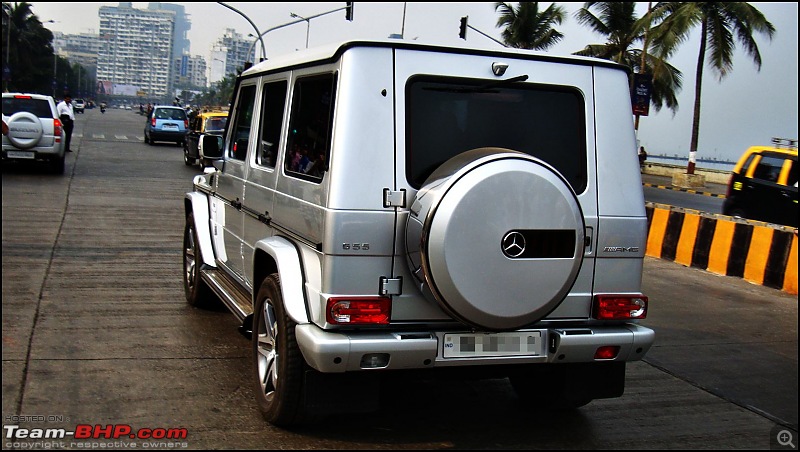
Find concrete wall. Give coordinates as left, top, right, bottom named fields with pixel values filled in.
left=645, top=202, right=798, bottom=295
left=641, top=162, right=731, bottom=185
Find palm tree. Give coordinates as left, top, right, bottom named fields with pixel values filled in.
left=651, top=2, right=775, bottom=174
left=494, top=2, right=566, bottom=51
left=573, top=2, right=683, bottom=116
left=4, top=2, right=55, bottom=93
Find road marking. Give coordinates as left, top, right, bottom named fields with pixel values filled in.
left=115, top=135, right=128, bottom=140
left=92, top=134, right=105, bottom=139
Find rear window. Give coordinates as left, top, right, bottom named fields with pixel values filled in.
left=155, top=108, right=187, bottom=120
left=205, top=117, right=227, bottom=132
left=406, top=77, right=587, bottom=192
left=2, top=97, right=53, bottom=118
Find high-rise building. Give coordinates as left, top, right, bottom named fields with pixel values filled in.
left=97, top=2, right=189, bottom=100
left=207, top=28, right=255, bottom=86
left=173, top=54, right=207, bottom=92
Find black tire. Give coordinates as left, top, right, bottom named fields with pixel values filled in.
left=184, top=150, right=195, bottom=166
left=252, top=274, right=310, bottom=427
left=183, top=213, right=215, bottom=307
left=49, top=155, right=65, bottom=175
left=144, top=132, right=149, bottom=144
left=729, top=207, right=747, bottom=219
left=509, top=366, right=592, bottom=410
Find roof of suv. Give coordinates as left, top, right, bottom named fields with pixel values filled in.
left=242, top=39, right=629, bottom=79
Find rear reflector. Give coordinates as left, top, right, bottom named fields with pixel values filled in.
left=327, top=297, right=391, bottom=325
left=14, top=95, right=32, bottom=99
left=593, top=294, right=648, bottom=320
left=594, top=346, right=620, bottom=360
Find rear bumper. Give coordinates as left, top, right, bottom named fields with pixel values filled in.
left=148, top=130, right=186, bottom=142
left=2, top=144, right=64, bottom=161
left=295, top=323, right=655, bottom=373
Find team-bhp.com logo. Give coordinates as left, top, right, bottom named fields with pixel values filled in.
left=4, top=424, right=188, bottom=440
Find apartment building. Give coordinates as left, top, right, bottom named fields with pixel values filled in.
left=96, top=2, right=188, bottom=100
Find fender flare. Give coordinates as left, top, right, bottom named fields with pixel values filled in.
left=254, top=236, right=309, bottom=325
left=184, top=191, right=216, bottom=267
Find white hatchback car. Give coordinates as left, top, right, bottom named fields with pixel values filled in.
left=2, top=92, right=66, bottom=174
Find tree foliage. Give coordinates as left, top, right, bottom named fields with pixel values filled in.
left=649, top=2, right=775, bottom=161
left=494, top=2, right=567, bottom=51
left=2, top=2, right=90, bottom=97
left=573, top=2, right=683, bottom=115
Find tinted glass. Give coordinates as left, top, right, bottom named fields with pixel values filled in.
left=753, top=155, right=786, bottom=183
left=229, top=85, right=257, bottom=161
left=2, top=97, right=53, bottom=118
left=284, top=74, right=337, bottom=182
left=406, top=77, right=587, bottom=192
left=257, top=80, right=288, bottom=168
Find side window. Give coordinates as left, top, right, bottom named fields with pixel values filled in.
left=228, top=85, right=257, bottom=161
left=256, top=80, right=288, bottom=169
left=752, top=155, right=785, bottom=183
left=284, top=74, right=337, bottom=182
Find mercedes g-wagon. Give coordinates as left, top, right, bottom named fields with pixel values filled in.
left=183, top=40, right=654, bottom=427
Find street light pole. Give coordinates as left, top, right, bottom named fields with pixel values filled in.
left=247, top=5, right=353, bottom=61
left=216, top=2, right=266, bottom=62
left=3, top=3, right=10, bottom=91
left=289, top=13, right=310, bottom=49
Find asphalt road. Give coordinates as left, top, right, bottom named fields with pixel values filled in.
left=2, top=108, right=797, bottom=450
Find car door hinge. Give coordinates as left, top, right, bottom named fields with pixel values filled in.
left=383, top=189, right=406, bottom=208
left=379, top=276, right=403, bottom=296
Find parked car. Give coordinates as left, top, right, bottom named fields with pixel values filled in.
left=183, top=40, right=654, bottom=427
left=2, top=92, right=66, bottom=174
left=722, top=138, right=798, bottom=227
left=183, top=111, right=228, bottom=166
left=73, top=98, right=86, bottom=114
left=144, top=105, right=188, bottom=146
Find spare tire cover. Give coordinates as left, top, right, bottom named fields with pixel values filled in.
left=406, top=148, right=585, bottom=331
left=7, top=111, right=44, bottom=149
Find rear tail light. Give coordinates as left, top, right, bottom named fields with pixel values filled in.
left=151, top=117, right=156, bottom=127
left=326, top=297, right=391, bottom=325
left=14, top=95, right=32, bottom=99
left=184, top=119, right=189, bottom=128
left=593, top=294, right=648, bottom=320
left=53, top=118, right=63, bottom=142
left=725, top=174, right=734, bottom=198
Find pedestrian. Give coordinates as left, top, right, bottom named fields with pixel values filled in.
left=638, top=145, right=647, bottom=165
left=57, top=93, right=76, bottom=152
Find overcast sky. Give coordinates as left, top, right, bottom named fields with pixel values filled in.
left=28, top=2, right=799, bottom=163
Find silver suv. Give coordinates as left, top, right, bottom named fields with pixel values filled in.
left=183, top=40, right=654, bottom=426
left=2, top=92, right=66, bottom=174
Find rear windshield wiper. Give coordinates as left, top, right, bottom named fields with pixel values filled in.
left=423, top=74, right=529, bottom=93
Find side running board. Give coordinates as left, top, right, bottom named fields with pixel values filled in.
left=200, top=268, right=253, bottom=322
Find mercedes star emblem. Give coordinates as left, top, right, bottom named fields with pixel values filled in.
left=502, top=231, right=526, bottom=258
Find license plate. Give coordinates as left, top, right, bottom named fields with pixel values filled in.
left=7, top=151, right=35, bottom=159
left=443, top=331, right=543, bottom=358
left=162, top=124, right=178, bottom=130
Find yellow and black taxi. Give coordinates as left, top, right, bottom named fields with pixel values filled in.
left=183, top=111, right=228, bottom=166
left=722, top=138, right=798, bottom=227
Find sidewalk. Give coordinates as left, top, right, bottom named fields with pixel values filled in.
left=641, top=172, right=729, bottom=198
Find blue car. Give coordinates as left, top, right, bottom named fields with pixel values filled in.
left=144, top=106, right=188, bottom=146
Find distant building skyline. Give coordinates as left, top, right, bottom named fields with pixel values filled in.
left=53, top=3, right=251, bottom=100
